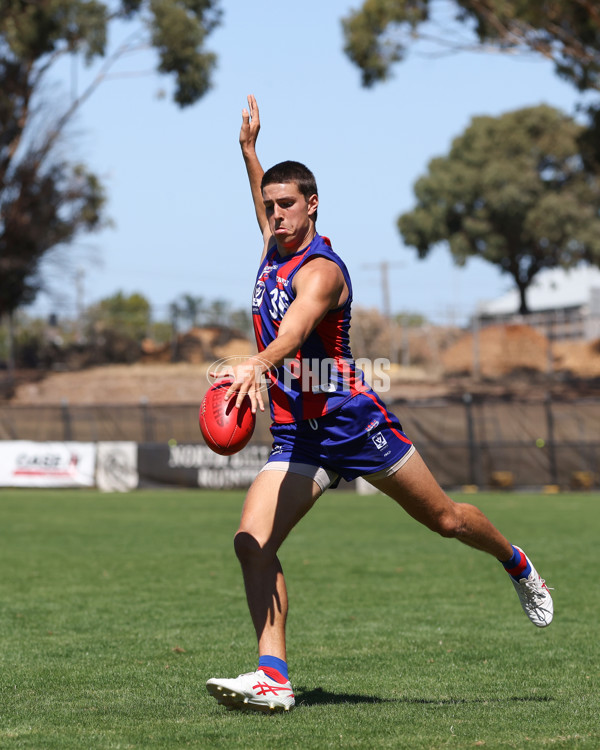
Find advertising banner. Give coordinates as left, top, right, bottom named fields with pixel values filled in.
left=0, top=441, right=96, bottom=488
left=138, top=443, right=271, bottom=489
left=96, top=442, right=139, bottom=492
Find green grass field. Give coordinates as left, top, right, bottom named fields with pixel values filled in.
left=0, top=489, right=598, bottom=749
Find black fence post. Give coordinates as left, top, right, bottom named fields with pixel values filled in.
left=61, top=398, right=73, bottom=441
left=544, top=392, right=558, bottom=486
left=140, top=396, right=154, bottom=443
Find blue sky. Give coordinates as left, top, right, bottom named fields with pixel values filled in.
left=37, top=0, right=583, bottom=326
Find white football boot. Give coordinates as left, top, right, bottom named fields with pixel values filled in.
left=510, top=547, right=554, bottom=627
left=206, top=670, right=295, bottom=713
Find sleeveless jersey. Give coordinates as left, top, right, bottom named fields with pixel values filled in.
left=252, top=233, right=368, bottom=424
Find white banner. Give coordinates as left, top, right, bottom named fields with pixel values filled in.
left=0, top=441, right=96, bottom=488
left=96, top=442, right=139, bottom=492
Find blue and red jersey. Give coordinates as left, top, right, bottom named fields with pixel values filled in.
left=252, top=234, right=368, bottom=424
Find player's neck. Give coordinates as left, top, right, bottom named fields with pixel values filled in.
left=275, top=226, right=317, bottom=257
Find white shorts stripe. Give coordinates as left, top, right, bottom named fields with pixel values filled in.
left=361, top=444, right=416, bottom=481
left=259, top=461, right=338, bottom=492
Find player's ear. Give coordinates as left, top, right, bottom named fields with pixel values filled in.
left=307, top=193, right=318, bottom=217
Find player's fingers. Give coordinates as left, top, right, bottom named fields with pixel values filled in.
left=224, top=373, right=243, bottom=400
left=244, top=383, right=262, bottom=414
left=210, top=367, right=233, bottom=381
left=248, top=94, right=260, bottom=126
left=224, top=383, right=239, bottom=401
left=235, top=387, right=251, bottom=411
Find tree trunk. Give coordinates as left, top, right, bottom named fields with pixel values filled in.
left=3, top=311, right=16, bottom=396
left=517, top=283, right=529, bottom=315
left=7, top=311, right=15, bottom=375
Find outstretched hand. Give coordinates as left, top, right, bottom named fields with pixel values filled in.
left=239, top=94, right=260, bottom=153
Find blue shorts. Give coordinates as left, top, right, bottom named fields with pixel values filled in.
left=262, top=391, right=414, bottom=490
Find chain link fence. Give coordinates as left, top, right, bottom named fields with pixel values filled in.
left=1, top=395, right=598, bottom=489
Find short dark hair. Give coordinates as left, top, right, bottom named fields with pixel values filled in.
left=261, top=160, right=318, bottom=205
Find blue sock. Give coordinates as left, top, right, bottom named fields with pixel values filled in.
left=500, top=545, right=532, bottom=580
left=258, top=655, right=289, bottom=682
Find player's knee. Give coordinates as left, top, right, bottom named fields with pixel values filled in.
left=431, top=507, right=464, bottom=538
left=234, top=531, right=273, bottom=568
left=233, top=530, right=259, bottom=563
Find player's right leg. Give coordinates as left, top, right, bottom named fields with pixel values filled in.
left=235, top=468, right=323, bottom=659
left=206, top=468, right=323, bottom=712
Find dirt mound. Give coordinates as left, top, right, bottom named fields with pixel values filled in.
left=6, top=326, right=257, bottom=405
left=10, top=363, right=213, bottom=405
left=553, top=339, right=600, bottom=378
left=442, top=324, right=550, bottom=377
left=7, top=324, right=600, bottom=405
left=141, top=327, right=253, bottom=365
left=442, top=323, right=600, bottom=380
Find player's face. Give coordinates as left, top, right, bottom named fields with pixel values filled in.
left=262, top=182, right=318, bottom=253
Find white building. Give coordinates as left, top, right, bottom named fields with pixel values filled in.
left=477, top=265, right=600, bottom=341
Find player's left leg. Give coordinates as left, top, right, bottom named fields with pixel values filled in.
left=368, top=449, right=512, bottom=557
left=366, top=450, right=553, bottom=627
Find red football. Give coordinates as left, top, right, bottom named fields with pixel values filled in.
left=199, top=379, right=256, bottom=456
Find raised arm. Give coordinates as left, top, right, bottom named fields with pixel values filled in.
left=239, top=95, right=271, bottom=247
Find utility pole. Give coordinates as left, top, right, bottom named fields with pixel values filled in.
left=361, top=260, right=405, bottom=364
left=75, top=268, right=85, bottom=343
